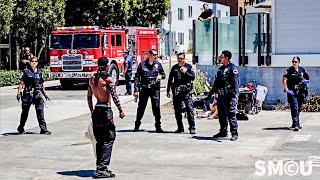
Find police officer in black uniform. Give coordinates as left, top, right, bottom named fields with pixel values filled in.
left=20, top=47, right=33, bottom=70
left=133, top=49, right=166, bottom=132
left=16, top=57, right=51, bottom=135
left=208, top=50, right=239, bottom=141
left=282, top=56, right=309, bottom=131
left=167, top=52, right=196, bottom=134
left=123, top=51, right=133, bottom=95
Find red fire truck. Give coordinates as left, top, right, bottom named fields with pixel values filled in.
left=49, top=26, right=158, bottom=89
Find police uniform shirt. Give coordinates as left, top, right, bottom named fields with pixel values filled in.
left=124, top=55, right=133, bottom=73
left=167, top=63, right=195, bottom=94
left=20, top=68, right=44, bottom=88
left=283, top=66, right=309, bottom=90
left=134, top=59, right=166, bottom=91
left=213, top=62, right=239, bottom=96
left=199, top=9, right=213, bottom=19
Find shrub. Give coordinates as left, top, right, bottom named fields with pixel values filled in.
left=301, top=95, right=320, bottom=112
left=0, top=66, right=53, bottom=87
left=0, top=70, right=21, bottom=87
left=192, top=69, right=211, bottom=96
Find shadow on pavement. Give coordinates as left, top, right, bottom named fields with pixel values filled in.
left=1, top=132, right=37, bottom=136
left=262, top=127, right=291, bottom=131
left=117, top=129, right=145, bottom=133
left=57, top=170, right=94, bottom=178
left=191, top=136, right=223, bottom=142
left=147, top=130, right=177, bottom=134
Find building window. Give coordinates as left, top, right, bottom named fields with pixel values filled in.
left=226, top=12, right=229, bottom=17
left=178, top=33, right=184, bottom=45
left=188, top=6, right=192, bottom=18
left=116, top=34, right=122, bottom=46
left=178, top=8, right=184, bottom=20
left=189, top=29, right=192, bottom=41
left=217, top=10, right=221, bottom=18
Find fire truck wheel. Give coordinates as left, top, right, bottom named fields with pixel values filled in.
left=108, top=63, right=119, bottom=85
left=60, top=79, right=74, bottom=89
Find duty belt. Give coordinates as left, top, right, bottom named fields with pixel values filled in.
left=142, top=84, right=156, bottom=89
left=174, top=85, right=191, bottom=96
left=217, top=85, right=232, bottom=96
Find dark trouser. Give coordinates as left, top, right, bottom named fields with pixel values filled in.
left=287, top=93, right=304, bottom=128
left=19, top=94, right=48, bottom=132
left=173, top=93, right=195, bottom=130
left=216, top=96, right=238, bottom=134
left=135, top=88, right=161, bottom=129
left=92, top=105, right=116, bottom=172
left=93, top=124, right=115, bottom=172
left=125, top=72, right=132, bottom=94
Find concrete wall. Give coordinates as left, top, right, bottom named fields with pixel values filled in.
left=272, top=0, right=320, bottom=55
left=197, top=64, right=320, bottom=105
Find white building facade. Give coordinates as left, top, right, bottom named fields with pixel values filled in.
left=161, top=0, right=213, bottom=56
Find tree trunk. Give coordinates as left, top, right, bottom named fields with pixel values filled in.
left=15, top=30, right=20, bottom=70
left=15, top=39, right=20, bottom=70
left=37, top=39, right=46, bottom=59
left=34, top=39, right=38, bottom=57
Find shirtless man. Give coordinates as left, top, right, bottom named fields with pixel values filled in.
left=87, top=56, right=125, bottom=178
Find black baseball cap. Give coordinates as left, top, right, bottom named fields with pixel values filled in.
left=98, top=57, right=109, bottom=67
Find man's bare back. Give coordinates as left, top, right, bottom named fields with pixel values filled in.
left=89, top=75, right=113, bottom=103
left=87, top=73, right=125, bottom=119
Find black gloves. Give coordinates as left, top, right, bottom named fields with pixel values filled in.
left=44, top=94, right=50, bottom=101
left=16, top=92, right=22, bottom=102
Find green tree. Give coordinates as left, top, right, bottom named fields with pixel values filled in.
left=11, top=0, right=65, bottom=68
left=0, top=0, right=15, bottom=36
left=65, top=0, right=170, bottom=27
left=127, top=0, right=170, bottom=26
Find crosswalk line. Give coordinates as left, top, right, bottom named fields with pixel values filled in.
left=290, top=135, right=311, bottom=142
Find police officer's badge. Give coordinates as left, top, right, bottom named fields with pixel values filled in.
left=154, top=64, right=159, bottom=69
left=284, top=70, right=288, bottom=75
left=233, top=69, right=238, bottom=74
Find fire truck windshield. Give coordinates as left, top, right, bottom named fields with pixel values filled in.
left=50, top=34, right=72, bottom=49
left=73, top=34, right=99, bottom=49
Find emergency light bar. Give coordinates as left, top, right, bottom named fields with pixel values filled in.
left=56, top=26, right=100, bottom=30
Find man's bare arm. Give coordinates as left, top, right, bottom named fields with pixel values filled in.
left=107, top=77, right=123, bottom=112
left=87, top=86, right=93, bottom=114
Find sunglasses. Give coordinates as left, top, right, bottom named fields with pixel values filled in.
left=31, top=61, right=38, bottom=63
left=178, top=58, right=184, bottom=60
left=292, top=61, right=299, bottom=63
left=152, top=54, right=158, bottom=56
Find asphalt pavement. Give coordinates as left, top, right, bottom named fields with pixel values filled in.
left=0, top=56, right=320, bottom=179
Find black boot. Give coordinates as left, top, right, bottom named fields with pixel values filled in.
left=94, top=170, right=115, bottom=178
left=17, top=127, right=26, bottom=134
left=230, top=132, right=238, bottom=141
left=134, top=121, right=141, bottom=132
left=189, top=127, right=196, bottom=134
left=156, top=127, right=164, bottom=133
left=213, top=131, right=228, bottom=138
left=174, top=129, right=184, bottom=133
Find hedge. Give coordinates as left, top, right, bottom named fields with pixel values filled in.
left=0, top=66, right=53, bottom=87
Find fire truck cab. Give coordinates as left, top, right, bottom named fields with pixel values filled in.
left=49, top=26, right=158, bottom=89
